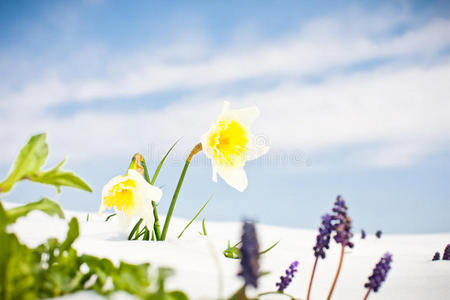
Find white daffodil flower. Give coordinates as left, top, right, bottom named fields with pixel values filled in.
left=201, top=101, right=269, bottom=192
left=99, top=169, right=162, bottom=230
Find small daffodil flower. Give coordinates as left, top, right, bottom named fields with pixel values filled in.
left=99, top=169, right=162, bottom=230
left=201, top=101, right=269, bottom=192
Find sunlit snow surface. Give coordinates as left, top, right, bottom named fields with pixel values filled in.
left=5, top=202, right=449, bottom=300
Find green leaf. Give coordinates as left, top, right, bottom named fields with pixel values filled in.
left=259, top=240, right=280, bottom=255
left=5, top=198, right=64, bottom=224
left=150, top=138, right=181, bottom=185
left=223, top=240, right=279, bottom=259
left=105, top=213, right=116, bottom=222
left=0, top=133, right=48, bottom=193
left=178, top=194, right=213, bottom=239
left=167, top=290, right=190, bottom=300
left=128, top=218, right=143, bottom=240
left=201, top=218, right=207, bottom=236
left=0, top=201, right=7, bottom=231
left=223, top=240, right=242, bottom=259
left=60, top=218, right=80, bottom=251
left=30, top=158, right=93, bottom=193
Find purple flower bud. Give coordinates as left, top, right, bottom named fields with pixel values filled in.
left=332, top=195, right=354, bottom=248
left=376, top=230, right=382, bottom=239
left=361, top=230, right=366, bottom=239
left=313, top=214, right=333, bottom=258
left=364, top=253, right=392, bottom=292
left=276, top=261, right=299, bottom=292
left=432, top=252, right=440, bottom=261
left=238, top=220, right=260, bottom=288
left=443, top=244, right=450, bottom=260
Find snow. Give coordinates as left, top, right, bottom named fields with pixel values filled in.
left=5, top=202, right=450, bottom=300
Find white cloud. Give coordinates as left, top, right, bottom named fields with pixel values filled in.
left=1, top=8, right=450, bottom=169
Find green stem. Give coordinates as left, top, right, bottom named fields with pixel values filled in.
left=141, top=158, right=161, bottom=240
left=161, top=143, right=202, bottom=241
left=161, top=160, right=190, bottom=241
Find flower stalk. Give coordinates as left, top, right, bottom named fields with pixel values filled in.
left=161, top=143, right=202, bottom=240
left=306, top=257, right=318, bottom=300
left=327, top=244, right=345, bottom=300
left=363, top=288, right=371, bottom=300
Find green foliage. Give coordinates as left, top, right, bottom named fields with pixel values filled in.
left=201, top=218, right=208, bottom=236
left=0, top=134, right=189, bottom=299
left=223, top=240, right=280, bottom=259
left=0, top=133, right=92, bottom=194
left=30, top=159, right=92, bottom=193
left=5, top=198, right=64, bottom=225
left=0, top=200, right=190, bottom=299
left=0, top=134, right=48, bottom=193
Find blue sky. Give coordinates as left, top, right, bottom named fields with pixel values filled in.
left=0, top=0, right=449, bottom=234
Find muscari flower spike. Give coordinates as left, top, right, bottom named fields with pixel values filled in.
left=332, top=195, right=354, bottom=248
left=375, top=230, right=382, bottom=239
left=365, top=253, right=392, bottom=292
left=201, top=101, right=269, bottom=192
left=443, top=244, right=450, bottom=260
left=238, top=220, right=260, bottom=288
left=313, top=214, right=333, bottom=259
left=276, top=261, right=299, bottom=292
left=100, top=169, right=162, bottom=230
left=432, top=252, right=440, bottom=261
left=361, top=229, right=366, bottom=239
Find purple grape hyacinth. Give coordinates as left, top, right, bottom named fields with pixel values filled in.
left=361, top=229, right=366, bottom=239
left=332, top=195, right=354, bottom=248
left=365, top=253, right=392, bottom=292
left=238, top=220, right=260, bottom=288
left=375, top=230, right=382, bottom=239
left=443, top=244, right=450, bottom=260
left=313, top=214, right=333, bottom=258
left=276, top=261, right=299, bottom=292
left=432, top=252, right=440, bottom=261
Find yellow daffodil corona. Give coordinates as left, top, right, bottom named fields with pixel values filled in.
left=201, top=101, right=269, bottom=191
left=100, top=169, right=162, bottom=229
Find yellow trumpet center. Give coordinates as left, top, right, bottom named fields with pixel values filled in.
left=208, top=119, right=249, bottom=167
left=103, top=178, right=137, bottom=215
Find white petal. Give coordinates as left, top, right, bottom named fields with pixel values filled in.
left=117, top=211, right=133, bottom=231
left=220, top=101, right=231, bottom=117
left=127, top=169, right=163, bottom=203
left=136, top=200, right=155, bottom=230
left=224, top=106, right=260, bottom=127
left=217, top=167, right=248, bottom=192
left=247, top=134, right=270, bottom=161
left=101, top=175, right=126, bottom=199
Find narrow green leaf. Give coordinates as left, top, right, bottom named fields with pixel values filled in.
left=201, top=218, right=207, bottom=236
left=177, top=194, right=213, bottom=239
left=0, top=133, right=48, bottom=193
left=30, top=158, right=93, bottom=192
left=105, top=213, right=116, bottom=222
left=128, top=218, right=143, bottom=240
left=5, top=198, right=64, bottom=224
left=259, top=240, right=280, bottom=255
left=150, top=138, right=181, bottom=185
